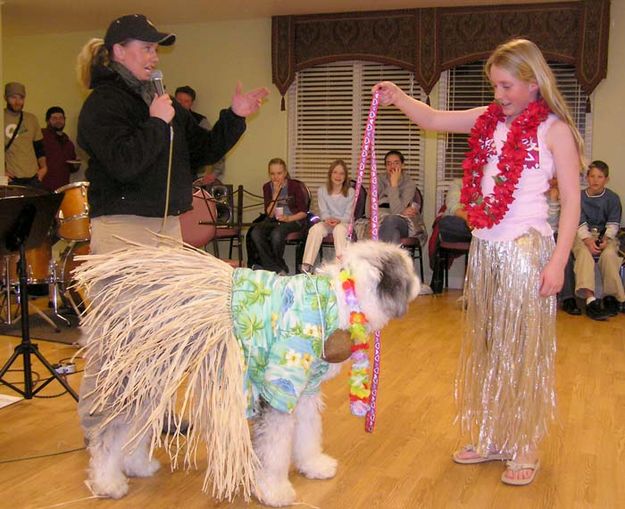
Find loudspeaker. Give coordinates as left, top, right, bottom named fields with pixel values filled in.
left=206, top=183, right=234, bottom=224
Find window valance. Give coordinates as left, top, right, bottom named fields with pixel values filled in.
left=272, top=0, right=609, bottom=105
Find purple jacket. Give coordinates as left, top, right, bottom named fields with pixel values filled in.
left=262, top=179, right=308, bottom=217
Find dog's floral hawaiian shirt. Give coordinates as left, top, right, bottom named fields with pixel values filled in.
left=231, top=268, right=338, bottom=416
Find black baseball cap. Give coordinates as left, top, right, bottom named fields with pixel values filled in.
left=104, top=14, right=176, bottom=49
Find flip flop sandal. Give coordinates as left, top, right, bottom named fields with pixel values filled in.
left=453, top=445, right=511, bottom=464
left=501, top=459, right=540, bottom=486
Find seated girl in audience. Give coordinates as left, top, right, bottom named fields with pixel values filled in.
left=247, top=158, right=307, bottom=274
left=301, top=159, right=355, bottom=272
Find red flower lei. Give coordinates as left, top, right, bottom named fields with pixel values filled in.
left=460, top=99, right=551, bottom=229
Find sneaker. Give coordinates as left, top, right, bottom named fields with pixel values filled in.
left=586, top=299, right=609, bottom=321
left=602, top=296, right=620, bottom=317
left=251, top=264, right=263, bottom=271
left=561, top=298, right=581, bottom=316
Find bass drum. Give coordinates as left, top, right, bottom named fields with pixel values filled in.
left=1, top=238, right=53, bottom=286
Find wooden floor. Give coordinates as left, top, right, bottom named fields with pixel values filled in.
left=1, top=291, right=624, bottom=509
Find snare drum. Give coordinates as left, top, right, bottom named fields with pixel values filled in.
left=55, top=182, right=90, bottom=241
left=1, top=240, right=53, bottom=285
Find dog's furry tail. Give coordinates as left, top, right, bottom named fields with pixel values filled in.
left=74, top=237, right=258, bottom=501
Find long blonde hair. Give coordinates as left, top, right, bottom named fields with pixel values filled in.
left=76, top=38, right=110, bottom=89
left=326, top=159, right=350, bottom=197
left=485, top=38, right=585, bottom=168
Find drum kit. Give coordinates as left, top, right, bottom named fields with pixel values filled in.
left=0, top=181, right=90, bottom=329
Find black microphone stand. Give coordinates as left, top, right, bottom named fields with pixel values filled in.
left=0, top=190, right=78, bottom=401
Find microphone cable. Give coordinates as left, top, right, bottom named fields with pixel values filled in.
left=150, top=69, right=175, bottom=237
left=160, top=124, right=174, bottom=235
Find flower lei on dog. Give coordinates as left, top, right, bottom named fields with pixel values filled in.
left=460, top=99, right=551, bottom=229
left=339, top=269, right=371, bottom=416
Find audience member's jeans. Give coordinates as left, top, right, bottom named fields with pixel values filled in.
left=10, top=176, right=46, bottom=191
left=430, top=215, right=472, bottom=293
left=379, top=215, right=409, bottom=244
left=559, top=253, right=576, bottom=302
left=249, top=218, right=302, bottom=273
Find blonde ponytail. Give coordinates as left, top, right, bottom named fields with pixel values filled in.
left=76, top=38, right=109, bottom=89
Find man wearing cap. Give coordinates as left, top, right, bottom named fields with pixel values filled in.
left=4, top=82, right=47, bottom=188
left=175, top=85, right=226, bottom=179
left=41, top=106, right=78, bottom=192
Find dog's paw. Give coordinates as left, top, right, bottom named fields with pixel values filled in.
left=122, top=455, right=161, bottom=478
left=297, top=453, right=338, bottom=479
left=254, top=477, right=296, bottom=507
left=86, top=474, right=129, bottom=499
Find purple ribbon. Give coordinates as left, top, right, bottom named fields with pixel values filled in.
left=349, top=92, right=382, bottom=433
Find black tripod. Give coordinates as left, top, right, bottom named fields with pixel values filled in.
left=0, top=190, right=78, bottom=401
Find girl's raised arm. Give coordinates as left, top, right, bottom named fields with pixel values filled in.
left=373, top=81, right=486, bottom=134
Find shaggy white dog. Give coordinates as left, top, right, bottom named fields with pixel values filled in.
left=75, top=239, right=419, bottom=506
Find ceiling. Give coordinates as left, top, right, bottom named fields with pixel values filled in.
left=3, top=0, right=567, bottom=37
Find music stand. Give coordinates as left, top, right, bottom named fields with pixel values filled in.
left=0, top=190, right=78, bottom=401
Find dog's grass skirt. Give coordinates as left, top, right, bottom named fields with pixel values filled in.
left=455, top=229, right=556, bottom=460
left=75, top=237, right=258, bottom=501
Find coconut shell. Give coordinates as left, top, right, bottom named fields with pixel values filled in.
left=322, top=329, right=352, bottom=363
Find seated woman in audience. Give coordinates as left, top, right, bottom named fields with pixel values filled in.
left=247, top=158, right=307, bottom=274
left=301, top=159, right=355, bottom=272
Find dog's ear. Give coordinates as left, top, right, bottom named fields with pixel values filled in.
left=376, top=250, right=413, bottom=318
left=340, top=240, right=420, bottom=331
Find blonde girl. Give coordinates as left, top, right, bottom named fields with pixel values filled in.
left=301, top=160, right=355, bottom=271
left=374, top=38, right=581, bottom=486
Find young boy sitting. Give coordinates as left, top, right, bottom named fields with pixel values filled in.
left=572, top=160, right=624, bottom=320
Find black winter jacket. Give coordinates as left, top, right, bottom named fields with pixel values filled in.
left=77, top=66, right=246, bottom=218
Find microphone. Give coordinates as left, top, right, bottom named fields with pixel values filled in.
left=150, top=69, right=166, bottom=96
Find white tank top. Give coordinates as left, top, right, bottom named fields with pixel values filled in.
left=472, top=113, right=557, bottom=242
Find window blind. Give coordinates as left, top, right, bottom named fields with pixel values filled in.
left=288, top=61, right=425, bottom=211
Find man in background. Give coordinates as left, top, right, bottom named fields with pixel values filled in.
left=175, top=85, right=225, bottom=179
left=4, top=82, right=47, bottom=188
left=376, top=149, right=426, bottom=245
left=41, top=106, right=79, bottom=192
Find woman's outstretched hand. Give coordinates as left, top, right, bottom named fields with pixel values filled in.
left=372, top=81, right=404, bottom=107
left=231, top=82, right=270, bottom=117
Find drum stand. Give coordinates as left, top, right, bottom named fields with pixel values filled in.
left=48, top=260, right=76, bottom=326
left=0, top=256, right=66, bottom=331
left=0, top=193, right=78, bottom=401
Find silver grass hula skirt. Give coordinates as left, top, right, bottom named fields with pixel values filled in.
left=455, top=229, right=556, bottom=460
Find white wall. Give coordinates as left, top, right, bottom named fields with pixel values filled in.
left=591, top=1, right=624, bottom=195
